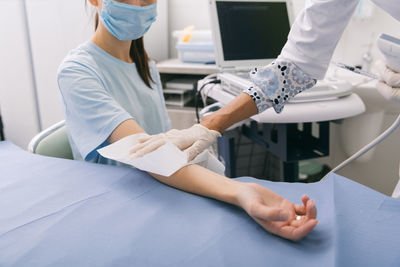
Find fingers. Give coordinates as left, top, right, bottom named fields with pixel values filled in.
left=284, top=219, right=319, bottom=241
left=302, top=194, right=309, bottom=206
left=130, top=134, right=162, bottom=154
left=129, top=139, right=166, bottom=160
left=295, top=197, right=317, bottom=219
left=253, top=195, right=318, bottom=241
left=385, top=70, right=400, bottom=87
left=263, top=217, right=318, bottom=242
left=137, top=135, right=151, bottom=143
left=292, top=197, right=316, bottom=230
left=294, top=194, right=309, bottom=215
left=377, top=60, right=400, bottom=87
left=376, top=82, right=400, bottom=103
left=250, top=195, right=318, bottom=241
left=294, top=204, right=306, bottom=215
left=249, top=202, right=290, bottom=222
left=305, top=199, right=317, bottom=220
left=130, top=140, right=151, bottom=154
left=289, top=217, right=306, bottom=228
left=184, top=140, right=209, bottom=162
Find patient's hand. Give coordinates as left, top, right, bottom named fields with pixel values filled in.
left=237, top=183, right=318, bottom=241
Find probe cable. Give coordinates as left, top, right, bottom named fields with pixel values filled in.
left=195, top=77, right=221, bottom=123
left=324, top=113, right=400, bottom=178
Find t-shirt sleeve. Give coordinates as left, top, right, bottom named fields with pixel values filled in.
left=57, top=62, right=132, bottom=161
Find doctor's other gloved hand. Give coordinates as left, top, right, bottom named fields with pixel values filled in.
left=129, top=124, right=221, bottom=161
left=376, top=60, right=400, bottom=103
left=237, top=183, right=318, bottom=241
left=244, top=59, right=317, bottom=114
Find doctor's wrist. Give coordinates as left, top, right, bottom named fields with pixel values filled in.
left=199, top=114, right=224, bottom=134
left=200, top=93, right=258, bottom=133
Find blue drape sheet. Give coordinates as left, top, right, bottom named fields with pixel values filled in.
left=0, top=141, right=399, bottom=266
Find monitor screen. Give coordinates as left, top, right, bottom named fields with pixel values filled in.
left=216, top=1, right=291, bottom=61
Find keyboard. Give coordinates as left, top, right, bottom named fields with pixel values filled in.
left=217, top=72, right=353, bottom=102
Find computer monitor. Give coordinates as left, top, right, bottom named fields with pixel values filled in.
left=209, top=0, right=294, bottom=70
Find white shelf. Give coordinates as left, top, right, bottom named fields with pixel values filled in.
left=163, top=88, right=191, bottom=94
left=164, top=91, right=193, bottom=107
left=157, top=58, right=218, bottom=75
left=165, top=77, right=197, bottom=90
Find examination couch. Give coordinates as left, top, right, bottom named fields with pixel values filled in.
left=0, top=141, right=399, bottom=266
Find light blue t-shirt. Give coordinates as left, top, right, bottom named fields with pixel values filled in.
left=57, top=41, right=171, bottom=165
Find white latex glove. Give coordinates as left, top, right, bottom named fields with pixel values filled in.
left=376, top=60, right=400, bottom=103
left=129, top=124, right=221, bottom=161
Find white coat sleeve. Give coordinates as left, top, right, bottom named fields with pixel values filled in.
left=279, top=0, right=360, bottom=80
left=392, top=164, right=400, bottom=198
left=371, top=0, right=400, bottom=21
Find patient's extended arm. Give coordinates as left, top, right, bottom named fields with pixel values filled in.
left=108, top=119, right=318, bottom=241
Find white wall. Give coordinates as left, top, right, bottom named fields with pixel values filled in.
left=25, top=0, right=94, bottom=130
left=0, top=0, right=40, bottom=149
left=332, top=1, right=400, bottom=67
left=145, top=0, right=169, bottom=61
left=168, top=0, right=211, bottom=58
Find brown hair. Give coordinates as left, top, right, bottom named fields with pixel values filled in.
left=88, top=2, right=154, bottom=88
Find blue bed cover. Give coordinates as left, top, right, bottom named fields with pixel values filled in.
left=0, top=141, right=399, bottom=266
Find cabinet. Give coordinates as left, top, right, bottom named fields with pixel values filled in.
left=157, top=59, right=218, bottom=130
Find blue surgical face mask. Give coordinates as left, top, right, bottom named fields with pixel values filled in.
left=100, top=0, right=157, bottom=41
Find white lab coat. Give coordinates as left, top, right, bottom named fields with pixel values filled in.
left=280, top=0, right=400, bottom=79
left=393, top=165, right=400, bottom=198
left=278, top=0, right=400, bottom=197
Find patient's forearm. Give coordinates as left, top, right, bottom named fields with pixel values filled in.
left=109, top=119, right=242, bottom=205
left=150, top=164, right=242, bottom=206
left=107, top=119, right=317, bottom=241
left=150, top=166, right=318, bottom=242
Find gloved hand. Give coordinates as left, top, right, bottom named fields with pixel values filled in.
left=130, top=124, right=221, bottom=161
left=376, top=60, right=400, bottom=103
left=245, top=59, right=317, bottom=113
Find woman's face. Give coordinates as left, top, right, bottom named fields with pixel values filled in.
left=91, top=0, right=157, bottom=11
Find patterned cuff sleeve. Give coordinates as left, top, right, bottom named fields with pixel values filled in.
left=246, top=59, right=317, bottom=114
left=243, top=85, right=273, bottom=113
